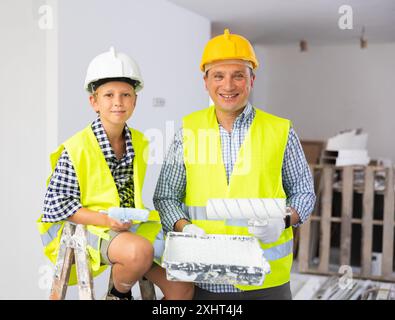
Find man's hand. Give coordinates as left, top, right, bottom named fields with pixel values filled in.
left=182, top=223, right=206, bottom=236
left=248, top=217, right=285, bottom=244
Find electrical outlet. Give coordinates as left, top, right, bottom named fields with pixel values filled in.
left=152, top=97, right=166, bottom=107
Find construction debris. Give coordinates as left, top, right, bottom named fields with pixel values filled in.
left=322, top=128, right=370, bottom=166
left=291, top=273, right=395, bottom=300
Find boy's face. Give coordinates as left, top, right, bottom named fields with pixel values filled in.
left=89, top=81, right=137, bottom=127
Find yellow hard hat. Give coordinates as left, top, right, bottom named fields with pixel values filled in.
left=200, top=28, right=259, bottom=72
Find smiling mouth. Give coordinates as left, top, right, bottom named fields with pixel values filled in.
left=219, top=93, right=239, bottom=99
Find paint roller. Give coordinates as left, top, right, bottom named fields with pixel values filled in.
left=206, top=198, right=287, bottom=227
left=103, top=207, right=150, bottom=223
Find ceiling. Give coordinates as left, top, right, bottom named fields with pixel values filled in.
left=168, top=0, right=395, bottom=45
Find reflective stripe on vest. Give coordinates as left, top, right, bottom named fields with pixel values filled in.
left=262, top=240, right=293, bottom=261
left=153, top=228, right=165, bottom=260
left=40, top=223, right=62, bottom=247
left=86, top=231, right=100, bottom=249
left=40, top=220, right=165, bottom=263
left=40, top=222, right=100, bottom=249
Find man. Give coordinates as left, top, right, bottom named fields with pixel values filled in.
left=154, top=29, right=315, bottom=299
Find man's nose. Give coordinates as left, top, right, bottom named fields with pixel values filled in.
left=223, top=76, right=235, bottom=91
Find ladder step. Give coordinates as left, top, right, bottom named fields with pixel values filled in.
left=50, top=222, right=157, bottom=300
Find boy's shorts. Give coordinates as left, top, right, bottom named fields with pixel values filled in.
left=99, top=227, right=165, bottom=265
left=100, top=230, right=119, bottom=265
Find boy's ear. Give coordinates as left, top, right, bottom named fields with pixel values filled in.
left=89, top=94, right=99, bottom=113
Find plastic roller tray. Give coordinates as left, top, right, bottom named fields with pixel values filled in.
left=162, top=232, right=271, bottom=286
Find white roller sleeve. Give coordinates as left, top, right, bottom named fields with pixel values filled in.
left=107, top=207, right=150, bottom=222
left=206, top=198, right=286, bottom=220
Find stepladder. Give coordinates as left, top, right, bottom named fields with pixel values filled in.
left=49, top=222, right=157, bottom=300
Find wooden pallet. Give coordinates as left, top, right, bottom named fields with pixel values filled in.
left=50, top=222, right=156, bottom=300
left=298, top=165, right=395, bottom=282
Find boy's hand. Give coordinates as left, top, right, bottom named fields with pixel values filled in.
left=106, top=215, right=132, bottom=232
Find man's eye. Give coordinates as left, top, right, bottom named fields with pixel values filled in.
left=214, top=75, right=223, bottom=80
left=104, top=93, right=113, bottom=97
left=123, top=93, right=131, bottom=97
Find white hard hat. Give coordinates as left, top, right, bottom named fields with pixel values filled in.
left=84, top=46, right=144, bottom=93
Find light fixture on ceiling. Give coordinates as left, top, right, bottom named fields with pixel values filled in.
left=299, top=39, right=308, bottom=52
left=360, top=26, right=367, bottom=49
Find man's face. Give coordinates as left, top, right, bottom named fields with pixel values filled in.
left=204, top=62, right=255, bottom=114
left=90, top=81, right=137, bottom=127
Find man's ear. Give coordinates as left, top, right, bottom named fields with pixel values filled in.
left=250, top=74, right=256, bottom=89
left=203, top=74, right=209, bottom=91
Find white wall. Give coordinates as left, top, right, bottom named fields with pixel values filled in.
left=0, top=0, right=53, bottom=299
left=0, top=0, right=209, bottom=299
left=252, top=43, right=395, bottom=163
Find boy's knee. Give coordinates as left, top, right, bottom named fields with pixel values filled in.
left=123, top=237, right=154, bottom=267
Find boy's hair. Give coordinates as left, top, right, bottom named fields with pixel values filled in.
left=89, top=77, right=138, bottom=94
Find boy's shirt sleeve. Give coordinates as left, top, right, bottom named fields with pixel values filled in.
left=42, top=149, right=82, bottom=222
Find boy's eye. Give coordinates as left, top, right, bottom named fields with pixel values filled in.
left=104, top=93, right=113, bottom=97
left=123, top=93, right=131, bottom=97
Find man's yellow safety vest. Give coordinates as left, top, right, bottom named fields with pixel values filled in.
left=37, top=125, right=162, bottom=284
left=182, top=106, right=293, bottom=290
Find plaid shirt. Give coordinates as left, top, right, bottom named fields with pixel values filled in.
left=153, top=103, right=316, bottom=293
left=42, top=117, right=135, bottom=222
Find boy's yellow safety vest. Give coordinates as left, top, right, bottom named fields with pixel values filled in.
left=37, top=125, right=161, bottom=284
left=182, top=106, right=293, bottom=290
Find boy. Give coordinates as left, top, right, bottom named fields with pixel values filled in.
left=38, top=47, right=193, bottom=300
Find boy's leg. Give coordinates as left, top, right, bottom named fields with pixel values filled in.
left=144, top=264, right=194, bottom=300
left=105, top=231, right=154, bottom=296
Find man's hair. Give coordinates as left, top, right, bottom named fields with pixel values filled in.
left=205, top=67, right=255, bottom=78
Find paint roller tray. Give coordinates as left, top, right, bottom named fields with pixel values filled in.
left=162, top=232, right=271, bottom=285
